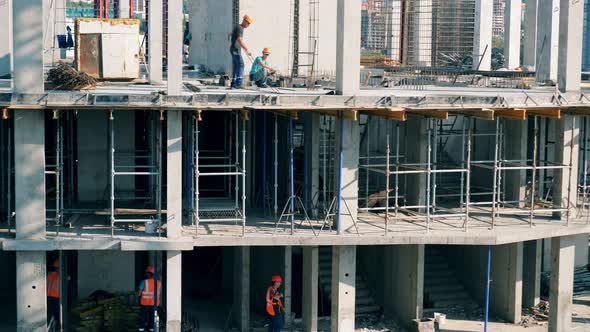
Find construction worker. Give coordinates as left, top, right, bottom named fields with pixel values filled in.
left=137, top=266, right=161, bottom=332
left=250, top=48, right=276, bottom=88
left=229, top=15, right=254, bottom=89
left=265, top=275, right=285, bottom=332
left=47, top=260, right=60, bottom=329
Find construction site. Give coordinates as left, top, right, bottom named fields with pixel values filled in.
left=2, top=0, right=590, bottom=331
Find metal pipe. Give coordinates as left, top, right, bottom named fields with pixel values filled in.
left=156, top=112, right=162, bottom=237
left=491, top=118, right=499, bottom=228
left=530, top=117, right=538, bottom=226
left=566, top=115, right=576, bottom=225
left=235, top=112, right=239, bottom=212
left=262, top=112, right=267, bottom=216
left=432, top=119, right=438, bottom=211
left=289, top=117, right=295, bottom=235
left=336, top=113, right=344, bottom=235
left=274, top=115, right=278, bottom=217
left=385, top=133, right=390, bottom=235
left=484, top=245, right=491, bottom=332
left=395, top=123, right=400, bottom=223
left=242, top=117, right=247, bottom=236
left=366, top=116, right=370, bottom=209
left=465, top=118, right=472, bottom=231
left=195, top=114, right=200, bottom=233
left=426, top=124, right=432, bottom=232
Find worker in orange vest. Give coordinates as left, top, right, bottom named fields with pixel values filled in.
left=137, top=265, right=161, bottom=332
left=265, top=275, right=285, bottom=332
left=47, top=260, right=60, bottom=329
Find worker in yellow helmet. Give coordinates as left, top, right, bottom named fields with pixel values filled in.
left=250, top=48, right=276, bottom=88
left=229, top=15, right=254, bottom=89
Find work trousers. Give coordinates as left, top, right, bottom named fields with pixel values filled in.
left=231, top=52, right=244, bottom=88
left=48, top=296, right=60, bottom=329
left=267, top=313, right=284, bottom=332
left=250, top=69, right=271, bottom=87
left=139, top=305, right=157, bottom=331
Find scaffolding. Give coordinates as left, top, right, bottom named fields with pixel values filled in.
left=0, top=109, right=13, bottom=230
left=46, top=111, right=65, bottom=231
left=579, top=117, right=590, bottom=220
left=191, top=111, right=247, bottom=236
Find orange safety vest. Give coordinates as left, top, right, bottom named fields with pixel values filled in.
left=265, top=286, right=283, bottom=316
left=140, top=278, right=161, bottom=306
left=47, top=271, right=59, bottom=298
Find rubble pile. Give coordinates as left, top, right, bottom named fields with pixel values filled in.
left=47, top=63, right=97, bottom=90
left=519, top=300, right=549, bottom=328
left=355, top=315, right=405, bottom=332
left=71, top=292, right=140, bottom=332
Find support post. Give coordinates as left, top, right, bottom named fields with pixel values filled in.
left=522, top=240, right=542, bottom=308
left=536, top=0, right=559, bottom=83
left=490, top=243, right=523, bottom=324
left=167, top=0, right=183, bottom=95
left=233, top=247, right=250, bottom=332
left=282, top=246, right=292, bottom=325
left=336, top=0, right=361, bottom=95
left=383, top=245, right=424, bottom=325
left=558, top=0, right=585, bottom=92
left=503, top=0, right=522, bottom=69
left=473, top=0, right=493, bottom=70
left=302, top=246, right=318, bottom=332
left=148, top=0, right=163, bottom=84
left=334, top=118, right=359, bottom=233
left=549, top=235, right=576, bottom=332
left=167, top=110, right=183, bottom=238
left=304, top=113, right=320, bottom=216
left=17, top=251, right=47, bottom=332
left=553, top=115, right=579, bottom=220
left=405, top=118, right=428, bottom=210
left=13, top=0, right=44, bottom=93
left=523, top=0, right=538, bottom=67
left=166, top=251, right=182, bottom=332
left=331, top=246, right=356, bottom=332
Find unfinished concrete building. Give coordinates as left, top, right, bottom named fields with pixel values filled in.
left=1, top=0, right=590, bottom=331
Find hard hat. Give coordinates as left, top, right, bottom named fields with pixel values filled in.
left=263, top=48, right=272, bottom=54
left=243, top=15, right=253, bottom=24
left=271, top=275, right=282, bottom=283
left=146, top=266, right=155, bottom=274
left=53, top=260, right=59, bottom=268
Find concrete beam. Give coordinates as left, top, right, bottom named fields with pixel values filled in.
left=503, top=0, right=522, bottom=69
left=233, top=247, right=250, bottom=331
left=334, top=118, right=360, bottom=234
left=523, top=0, right=537, bottom=67
left=16, top=251, right=46, bottom=332
left=522, top=240, right=541, bottom=308
left=167, top=251, right=182, bottom=332
left=304, top=113, right=320, bottom=217
left=0, top=0, right=11, bottom=77
left=336, top=0, right=361, bottom=95
left=558, top=0, right=584, bottom=92
left=302, top=246, right=318, bottom=332
left=549, top=235, right=575, bottom=332
left=384, top=245, right=424, bottom=324
left=553, top=115, right=579, bottom=219
left=491, top=242, right=523, bottom=323
left=167, top=0, right=183, bottom=95
left=536, top=0, right=559, bottom=83
left=504, top=120, right=527, bottom=205
left=148, top=0, right=163, bottom=84
left=331, top=245, right=356, bottom=332
left=473, top=0, right=493, bottom=70
left=12, top=0, right=43, bottom=93
left=14, top=110, right=45, bottom=240
left=167, top=110, right=183, bottom=238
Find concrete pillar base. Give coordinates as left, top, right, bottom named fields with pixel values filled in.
left=331, top=246, right=356, bottom=332
left=549, top=236, right=576, bottom=332
left=17, top=251, right=46, bottom=332
left=302, top=246, right=318, bottom=332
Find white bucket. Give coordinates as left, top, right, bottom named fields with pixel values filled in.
left=434, top=312, right=446, bottom=325
left=145, top=220, right=156, bottom=234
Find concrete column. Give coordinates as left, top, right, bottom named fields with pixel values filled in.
left=0, top=0, right=11, bottom=77
left=167, top=251, right=182, bottom=332
left=167, top=110, right=183, bottom=238
left=16, top=251, right=46, bottom=332
left=473, top=0, right=493, bottom=70
left=523, top=0, right=537, bottom=67
left=118, top=0, right=131, bottom=18
left=522, top=240, right=542, bottom=308
left=333, top=119, right=359, bottom=234
left=233, top=247, right=250, bottom=331
left=336, top=0, right=361, bottom=95
left=549, top=235, right=575, bottom=332
left=282, top=246, right=292, bottom=324
left=167, top=0, right=183, bottom=95
left=331, top=246, right=355, bottom=332
left=491, top=243, right=523, bottom=324
left=304, top=113, right=320, bottom=216
left=504, top=0, right=522, bottom=69
left=384, top=245, right=424, bottom=325
left=574, top=233, right=589, bottom=267
left=15, top=110, right=45, bottom=240
left=558, top=0, right=585, bottom=92
left=405, top=118, right=428, bottom=209
left=553, top=115, right=579, bottom=220
left=504, top=120, right=527, bottom=205
left=536, top=0, right=559, bottom=83
left=148, top=0, right=163, bottom=84
left=13, top=0, right=44, bottom=93
left=302, top=246, right=318, bottom=332
left=412, top=0, right=432, bottom=67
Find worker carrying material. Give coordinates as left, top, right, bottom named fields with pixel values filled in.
left=265, top=275, right=285, bottom=332
left=47, top=260, right=60, bottom=329
left=137, top=265, right=161, bottom=332
left=250, top=48, right=276, bottom=88
left=229, top=15, right=253, bottom=89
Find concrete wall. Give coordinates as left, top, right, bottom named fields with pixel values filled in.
left=77, top=251, right=136, bottom=299
left=0, top=0, right=11, bottom=77
left=77, top=111, right=135, bottom=203
left=189, top=0, right=232, bottom=74
left=357, top=246, right=385, bottom=305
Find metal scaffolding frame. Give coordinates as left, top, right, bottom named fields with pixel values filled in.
left=108, top=110, right=163, bottom=237
left=578, top=116, right=590, bottom=221
left=0, top=109, right=13, bottom=230
left=191, top=111, right=247, bottom=236
left=45, top=111, right=65, bottom=232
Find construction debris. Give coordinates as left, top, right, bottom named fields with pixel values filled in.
left=519, top=301, right=549, bottom=328
left=541, top=266, right=590, bottom=298
left=70, top=292, right=141, bottom=332
left=47, top=63, right=97, bottom=90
